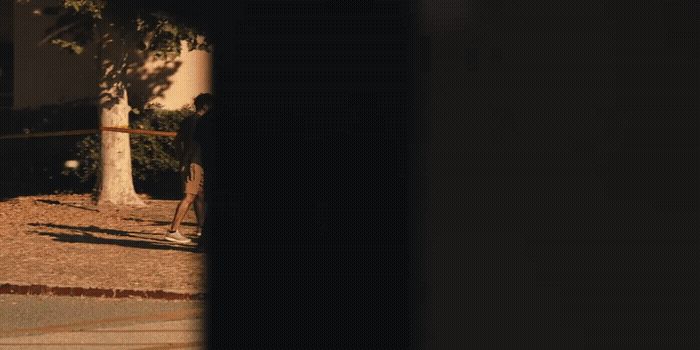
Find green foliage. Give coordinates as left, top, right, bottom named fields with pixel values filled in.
left=1, top=102, right=99, bottom=196
left=68, top=134, right=100, bottom=182
left=43, top=1, right=211, bottom=61
left=50, top=38, right=85, bottom=54
left=129, top=109, right=186, bottom=182
left=139, top=15, right=211, bottom=60
left=67, top=108, right=191, bottom=195
left=63, top=0, right=106, bottom=19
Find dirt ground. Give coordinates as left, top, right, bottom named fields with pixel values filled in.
left=0, top=194, right=203, bottom=294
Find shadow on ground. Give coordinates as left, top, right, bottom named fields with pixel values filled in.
left=30, top=223, right=136, bottom=237
left=28, top=223, right=199, bottom=253
left=123, top=217, right=197, bottom=227
left=34, top=199, right=99, bottom=212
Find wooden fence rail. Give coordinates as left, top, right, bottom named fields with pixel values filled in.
left=0, top=127, right=177, bottom=140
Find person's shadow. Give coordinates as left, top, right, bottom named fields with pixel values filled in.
left=29, top=223, right=199, bottom=253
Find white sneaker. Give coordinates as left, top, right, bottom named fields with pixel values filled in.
left=165, top=230, right=192, bottom=243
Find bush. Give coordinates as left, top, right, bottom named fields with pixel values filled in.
left=67, top=107, right=192, bottom=198
left=0, top=101, right=98, bottom=196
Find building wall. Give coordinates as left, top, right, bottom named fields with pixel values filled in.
left=140, top=46, right=213, bottom=110
left=0, top=0, right=10, bottom=42
left=0, top=0, right=12, bottom=109
left=12, top=0, right=211, bottom=110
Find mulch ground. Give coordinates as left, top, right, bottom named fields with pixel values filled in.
left=0, top=194, right=203, bottom=295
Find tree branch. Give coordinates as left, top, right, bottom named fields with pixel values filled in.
left=37, top=20, right=82, bottom=47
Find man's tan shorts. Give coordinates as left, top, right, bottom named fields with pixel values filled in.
left=183, top=163, right=204, bottom=195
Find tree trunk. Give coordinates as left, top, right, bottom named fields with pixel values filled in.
left=97, top=83, right=145, bottom=207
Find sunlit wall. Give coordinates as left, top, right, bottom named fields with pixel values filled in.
left=12, top=0, right=212, bottom=110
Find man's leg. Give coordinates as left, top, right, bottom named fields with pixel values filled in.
left=194, top=195, right=208, bottom=252
left=193, top=192, right=205, bottom=234
left=170, top=193, right=197, bottom=233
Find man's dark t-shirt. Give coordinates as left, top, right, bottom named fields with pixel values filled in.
left=192, top=111, right=213, bottom=172
left=175, top=114, right=202, bottom=168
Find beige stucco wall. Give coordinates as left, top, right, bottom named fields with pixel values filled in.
left=13, top=0, right=99, bottom=109
left=140, top=46, right=213, bottom=110
left=12, top=0, right=211, bottom=110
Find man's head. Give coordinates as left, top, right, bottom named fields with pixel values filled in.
left=194, top=93, right=214, bottom=114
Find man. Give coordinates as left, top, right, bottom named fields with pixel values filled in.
left=165, top=93, right=214, bottom=243
left=191, top=94, right=215, bottom=252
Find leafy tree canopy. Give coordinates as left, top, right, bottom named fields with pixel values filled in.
left=40, top=0, right=212, bottom=59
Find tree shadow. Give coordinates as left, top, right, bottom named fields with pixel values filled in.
left=40, top=8, right=186, bottom=111
left=32, top=230, right=197, bottom=253
left=97, top=55, right=184, bottom=111
left=34, top=199, right=99, bottom=212
left=29, top=223, right=135, bottom=237
left=29, top=223, right=198, bottom=251
left=125, top=54, right=184, bottom=110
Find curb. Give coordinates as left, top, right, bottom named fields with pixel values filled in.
left=0, top=283, right=204, bottom=301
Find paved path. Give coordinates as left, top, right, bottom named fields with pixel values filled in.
left=0, top=295, right=203, bottom=349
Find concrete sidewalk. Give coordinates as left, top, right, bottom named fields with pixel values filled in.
left=0, top=319, right=202, bottom=350
left=0, top=294, right=203, bottom=349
